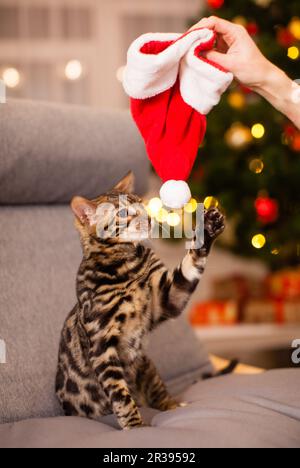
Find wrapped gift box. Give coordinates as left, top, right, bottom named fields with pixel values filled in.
left=213, top=274, right=266, bottom=301
left=190, top=301, right=238, bottom=326
left=244, top=299, right=300, bottom=324
left=267, top=270, right=300, bottom=300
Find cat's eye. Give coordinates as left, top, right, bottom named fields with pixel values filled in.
left=118, top=208, right=128, bottom=218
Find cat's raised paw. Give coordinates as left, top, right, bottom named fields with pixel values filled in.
left=204, top=208, right=225, bottom=241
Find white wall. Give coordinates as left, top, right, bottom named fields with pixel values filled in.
left=0, top=0, right=203, bottom=108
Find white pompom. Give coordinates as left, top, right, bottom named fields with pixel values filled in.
left=160, top=180, right=191, bottom=209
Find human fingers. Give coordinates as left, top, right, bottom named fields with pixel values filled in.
left=204, top=49, right=232, bottom=70
left=190, top=16, right=246, bottom=47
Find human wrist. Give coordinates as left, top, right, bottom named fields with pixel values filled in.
left=251, top=60, right=282, bottom=95
left=250, top=62, right=300, bottom=128
left=252, top=62, right=293, bottom=111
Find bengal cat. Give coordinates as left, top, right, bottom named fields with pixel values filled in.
left=55, top=172, right=225, bottom=430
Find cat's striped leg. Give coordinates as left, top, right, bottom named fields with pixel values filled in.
left=89, top=331, right=143, bottom=429
left=136, top=355, right=178, bottom=411
left=155, top=208, right=225, bottom=323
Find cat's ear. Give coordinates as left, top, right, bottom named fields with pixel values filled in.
left=113, top=171, right=135, bottom=194
left=71, top=196, right=97, bottom=226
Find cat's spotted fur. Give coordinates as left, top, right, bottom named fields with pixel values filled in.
left=56, top=172, right=225, bottom=429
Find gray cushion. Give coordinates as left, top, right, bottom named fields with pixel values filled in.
left=1, top=370, right=299, bottom=448
left=0, top=205, right=212, bottom=424
left=0, top=99, right=148, bottom=204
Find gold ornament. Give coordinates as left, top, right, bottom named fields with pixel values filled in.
left=252, top=234, right=266, bottom=249
left=251, top=123, right=265, bottom=139
left=289, top=17, right=300, bottom=40
left=233, top=16, right=247, bottom=27
left=249, top=158, right=264, bottom=174
left=204, top=196, right=219, bottom=210
left=184, top=198, right=198, bottom=214
left=287, top=46, right=299, bottom=60
left=254, top=0, right=272, bottom=7
left=228, top=91, right=246, bottom=109
left=225, top=123, right=252, bottom=149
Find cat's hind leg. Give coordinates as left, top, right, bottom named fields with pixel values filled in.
left=89, top=332, right=144, bottom=429
left=56, top=371, right=111, bottom=421
left=136, top=354, right=178, bottom=411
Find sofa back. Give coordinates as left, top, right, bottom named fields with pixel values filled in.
left=0, top=100, right=212, bottom=423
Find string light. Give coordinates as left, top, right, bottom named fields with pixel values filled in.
left=204, top=196, right=219, bottom=210
left=254, top=0, right=272, bottom=7
left=288, top=17, right=300, bottom=40
left=249, top=158, right=264, bottom=174
left=65, top=60, right=83, bottom=81
left=2, top=67, right=20, bottom=88
left=233, top=16, right=247, bottom=26
left=166, top=212, right=181, bottom=227
left=271, top=248, right=280, bottom=256
left=287, top=46, right=299, bottom=60
left=227, top=91, right=246, bottom=109
left=252, top=234, right=266, bottom=249
left=184, top=198, right=198, bottom=213
left=251, top=123, right=265, bottom=139
left=147, top=198, right=163, bottom=217
left=155, top=208, right=169, bottom=223
left=225, top=123, right=252, bottom=149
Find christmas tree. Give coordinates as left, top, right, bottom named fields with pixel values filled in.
left=190, top=0, right=300, bottom=270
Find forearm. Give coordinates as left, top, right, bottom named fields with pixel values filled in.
left=253, top=63, right=300, bottom=130
left=154, top=254, right=205, bottom=324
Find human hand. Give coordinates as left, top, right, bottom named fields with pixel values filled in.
left=190, top=16, right=275, bottom=91
left=190, top=16, right=300, bottom=131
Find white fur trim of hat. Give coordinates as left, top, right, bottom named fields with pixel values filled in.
left=123, top=28, right=233, bottom=115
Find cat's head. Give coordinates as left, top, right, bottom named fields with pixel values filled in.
left=71, top=172, right=150, bottom=249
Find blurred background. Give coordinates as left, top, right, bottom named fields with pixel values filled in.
left=0, top=0, right=200, bottom=108
left=1, top=0, right=300, bottom=370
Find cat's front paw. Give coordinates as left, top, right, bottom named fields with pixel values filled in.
left=194, top=208, right=225, bottom=256
left=204, top=208, right=225, bottom=242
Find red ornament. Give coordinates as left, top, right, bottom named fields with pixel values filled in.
left=207, top=0, right=224, bottom=9
left=277, top=28, right=295, bottom=48
left=292, top=133, right=300, bottom=152
left=246, top=22, right=259, bottom=36
left=284, top=124, right=300, bottom=151
left=255, top=197, right=279, bottom=224
left=284, top=123, right=297, bottom=138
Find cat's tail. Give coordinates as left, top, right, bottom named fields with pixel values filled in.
left=203, top=359, right=239, bottom=380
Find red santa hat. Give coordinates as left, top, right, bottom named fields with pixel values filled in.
left=123, top=28, right=233, bottom=209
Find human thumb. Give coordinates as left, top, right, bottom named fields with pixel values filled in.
left=204, top=50, right=232, bottom=72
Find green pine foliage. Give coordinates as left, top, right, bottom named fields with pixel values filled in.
left=191, top=0, right=300, bottom=270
